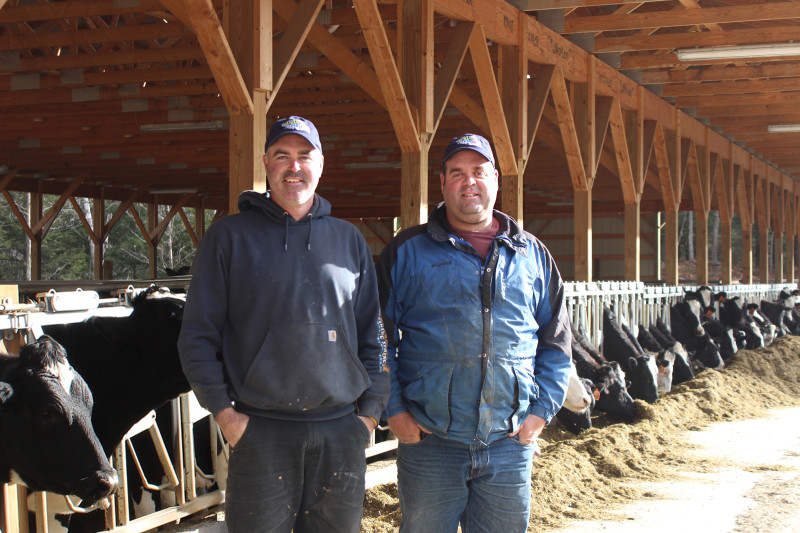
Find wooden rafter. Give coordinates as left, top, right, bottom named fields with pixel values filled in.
left=352, top=0, right=420, bottom=152
left=564, top=2, right=800, bottom=34
left=468, top=24, right=516, bottom=177
left=180, top=0, right=252, bottom=115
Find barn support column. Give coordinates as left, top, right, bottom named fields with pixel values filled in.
left=720, top=220, right=732, bottom=285
left=624, top=202, right=640, bottom=282
left=787, top=232, right=795, bottom=284
left=195, top=204, right=206, bottom=241
left=92, top=197, right=105, bottom=280
left=147, top=203, right=158, bottom=279
left=401, top=152, right=429, bottom=229
left=741, top=223, right=753, bottom=285
left=759, top=224, right=770, bottom=284
left=775, top=230, right=785, bottom=283
left=664, top=210, right=679, bottom=286
left=695, top=210, right=708, bottom=286
left=226, top=0, right=270, bottom=213
left=574, top=190, right=592, bottom=282
left=29, top=188, right=42, bottom=281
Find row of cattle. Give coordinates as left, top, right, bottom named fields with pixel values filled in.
left=2, top=283, right=798, bottom=531
left=556, top=286, right=800, bottom=434
left=1, top=286, right=191, bottom=533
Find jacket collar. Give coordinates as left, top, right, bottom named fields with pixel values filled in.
left=427, top=202, right=528, bottom=254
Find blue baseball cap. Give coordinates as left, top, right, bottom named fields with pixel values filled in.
left=266, top=116, right=322, bottom=154
left=441, top=133, right=495, bottom=171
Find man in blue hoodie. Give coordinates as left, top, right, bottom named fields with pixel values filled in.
left=376, top=133, right=572, bottom=533
left=178, top=116, right=389, bottom=533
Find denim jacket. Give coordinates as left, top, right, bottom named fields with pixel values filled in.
left=376, top=204, right=572, bottom=445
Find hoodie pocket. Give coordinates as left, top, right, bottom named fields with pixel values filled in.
left=238, top=322, right=370, bottom=414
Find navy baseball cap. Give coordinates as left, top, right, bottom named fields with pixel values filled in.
left=266, top=116, right=322, bottom=154
left=441, top=133, right=495, bottom=171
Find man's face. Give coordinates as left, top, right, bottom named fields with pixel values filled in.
left=440, top=149, right=498, bottom=230
left=263, top=134, right=324, bottom=214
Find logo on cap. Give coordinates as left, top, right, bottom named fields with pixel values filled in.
left=454, top=134, right=483, bottom=147
left=280, top=118, right=311, bottom=134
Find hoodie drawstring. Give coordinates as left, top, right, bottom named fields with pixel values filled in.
left=307, top=213, right=313, bottom=250
left=282, top=212, right=314, bottom=251
left=283, top=213, right=290, bottom=251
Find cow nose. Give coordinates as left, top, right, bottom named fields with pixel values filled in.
left=78, top=469, right=119, bottom=503
left=695, top=326, right=705, bottom=336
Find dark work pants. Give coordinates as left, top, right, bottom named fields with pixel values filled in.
left=225, top=413, right=370, bottom=533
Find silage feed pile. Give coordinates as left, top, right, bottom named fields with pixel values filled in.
left=360, top=335, right=800, bottom=533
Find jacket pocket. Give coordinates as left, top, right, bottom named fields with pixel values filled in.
left=401, top=362, right=455, bottom=434
left=238, top=322, right=370, bottom=414
left=510, top=365, right=539, bottom=432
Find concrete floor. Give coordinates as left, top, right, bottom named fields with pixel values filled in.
left=548, top=407, right=800, bottom=533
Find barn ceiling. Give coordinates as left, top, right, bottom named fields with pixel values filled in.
left=1, top=0, right=798, bottom=220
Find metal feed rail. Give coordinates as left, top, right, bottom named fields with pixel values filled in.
left=564, top=281, right=795, bottom=351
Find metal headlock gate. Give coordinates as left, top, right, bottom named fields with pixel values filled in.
left=1, top=280, right=796, bottom=532
left=564, top=281, right=795, bottom=352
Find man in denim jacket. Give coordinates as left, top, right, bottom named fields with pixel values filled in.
left=376, top=133, right=572, bottom=533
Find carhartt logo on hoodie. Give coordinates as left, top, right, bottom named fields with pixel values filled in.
left=328, top=330, right=337, bottom=342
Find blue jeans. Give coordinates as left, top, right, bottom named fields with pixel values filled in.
left=397, top=434, right=535, bottom=533
left=225, top=413, right=370, bottom=533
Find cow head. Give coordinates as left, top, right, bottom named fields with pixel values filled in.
left=593, top=362, right=636, bottom=419
left=671, top=299, right=706, bottom=339
left=562, top=361, right=593, bottom=414
left=0, top=336, right=118, bottom=503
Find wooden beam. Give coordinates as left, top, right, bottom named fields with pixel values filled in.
left=525, top=65, right=555, bottom=162
left=31, top=176, right=86, bottom=238
left=468, top=24, right=516, bottom=177
left=608, top=98, right=636, bottom=204
left=433, top=22, right=474, bottom=135
left=596, top=26, right=800, bottom=54
left=353, top=0, right=420, bottom=153
left=0, top=0, right=164, bottom=23
left=564, top=2, right=800, bottom=33
left=550, top=68, right=588, bottom=191
left=272, top=0, right=326, bottom=98
left=273, top=1, right=386, bottom=107
left=401, top=0, right=434, bottom=136
left=180, top=0, right=253, bottom=115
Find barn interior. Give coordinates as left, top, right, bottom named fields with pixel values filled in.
left=2, top=0, right=800, bottom=286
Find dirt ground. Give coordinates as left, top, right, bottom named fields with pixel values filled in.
left=360, top=335, right=800, bottom=533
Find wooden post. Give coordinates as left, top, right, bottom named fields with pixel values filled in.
left=29, top=189, right=42, bottom=281
left=148, top=202, right=158, bottom=279
left=760, top=224, right=770, bottom=284
left=401, top=151, right=429, bottom=229
left=93, top=197, right=105, bottom=280
left=721, top=220, right=732, bottom=285
left=624, top=202, right=640, bottom=282
left=696, top=210, right=708, bottom=285
left=665, top=211, right=679, bottom=286
left=742, top=223, right=753, bottom=285
left=227, top=0, right=270, bottom=213
left=574, top=189, right=592, bottom=281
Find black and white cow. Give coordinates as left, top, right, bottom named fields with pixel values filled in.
left=602, top=307, right=659, bottom=404
left=746, top=303, right=778, bottom=345
left=571, top=327, right=637, bottom=419
left=43, top=286, right=189, bottom=455
left=669, top=298, right=725, bottom=370
left=0, top=336, right=118, bottom=503
left=759, top=297, right=798, bottom=337
left=718, top=296, right=767, bottom=350
left=555, top=361, right=595, bottom=434
left=640, top=324, right=695, bottom=385
left=41, top=287, right=194, bottom=532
